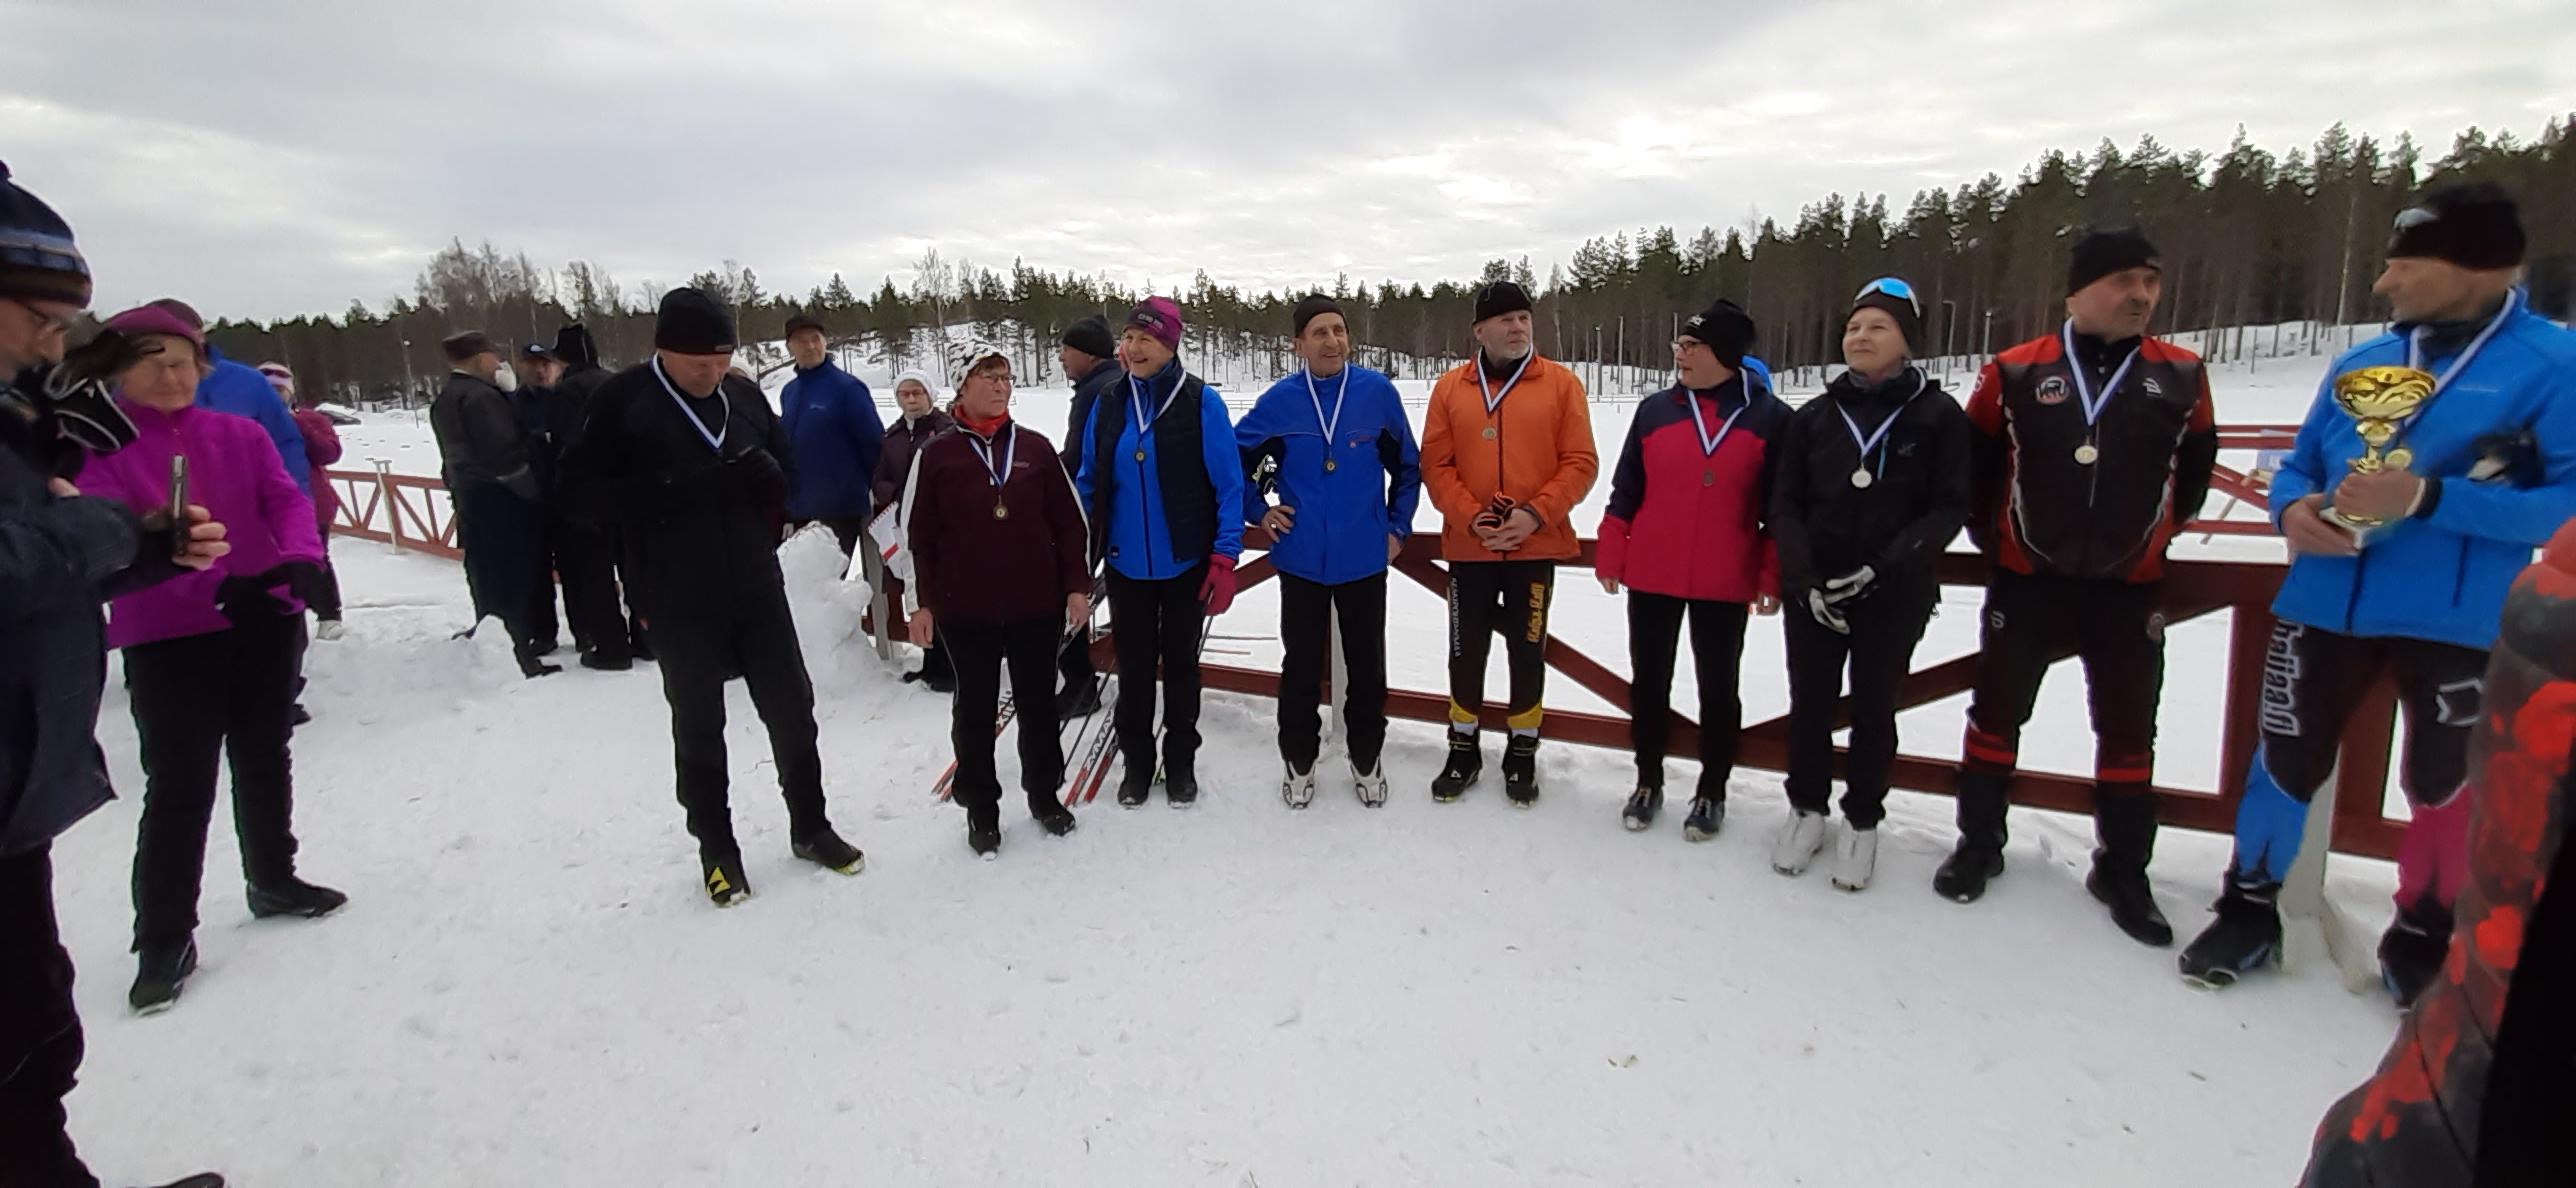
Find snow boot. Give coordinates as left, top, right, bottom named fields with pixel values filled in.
left=1353, top=762, right=1389, bottom=808
left=2089, top=789, right=2171, bottom=946
left=1431, top=732, right=1481, bottom=802
left=1830, top=827, right=1879, bottom=892
left=1934, top=773, right=2009, bottom=903
left=2379, top=900, right=2453, bottom=1008
left=1166, top=762, right=1200, bottom=809
left=580, top=648, right=634, bottom=672
left=701, top=853, right=751, bottom=908
left=1031, top=799, right=1078, bottom=837
left=792, top=827, right=866, bottom=876
left=1117, top=764, right=1153, bottom=808
left=128, top=939, right=197, bottom=1015
left=966, top=808, right=1002, bottom=860
left=2086, top=865, right=2175, bottom=948
left=1502, top=735, right=1541, bottom=807
left=1682, top=795, right=1726, bottom=842
left=1283, top=763, right=1317, bottom=810
left=247, top=876, right=347, bottom=920
left=2179, top=879, right=2283, bottom=988
left=1770, top=811, right=1828, bottom=875
left=1621, top=784, right=1664, bottom=832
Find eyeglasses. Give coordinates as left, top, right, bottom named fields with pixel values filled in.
left=2392, top=206, right=2439, bottom=232
left=5, top=297, right=76, bottom=336
left=1853, top=277, right=1922, bottom=318
left=1671, top=337, right=1710, bottom=355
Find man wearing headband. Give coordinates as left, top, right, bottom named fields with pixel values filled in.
left=2184, top=183, right=2576, bottom=1000
left=1941, top=226, right=2219, bottom=948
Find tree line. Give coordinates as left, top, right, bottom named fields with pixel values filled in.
left=190, top=116, right=2573, bottom=407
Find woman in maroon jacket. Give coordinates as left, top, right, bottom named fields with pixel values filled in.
left=262, top=362, right=344, bottom=638
left=1594, top=299, right=1785, bottom=843
left=874, top=369, right=954, bottom=690
left=905, top=343, right=1092, bottom=858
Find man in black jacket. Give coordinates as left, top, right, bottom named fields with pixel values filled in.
left=564, top=288, right=863, bottom=906
left=430, top=331, right=557, bottom=676
left=1053, top=315, right=1121, bottom=718
left=0, top=162, right=230, bottom=1188
left=541, top=323, right=646, bottom=669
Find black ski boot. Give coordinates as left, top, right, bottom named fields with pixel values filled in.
left=2179, top=878, right=2283, bottom=988
left=2089, top=789, right=2171, bottom=946
left=1031, top=796, right=1078, bottom=837
left=1430, top=732, right=1481, bottom=802
left=1117, top=763, right=1153, bottom=808
left=2379, top=900, right=2453, bottom=1008
left=967, top=809, right=1001, bottom=860
left=247, top=876, right=348, bottom=920
left=792, top=827, right=866, bottom=876
left=580, top=648, right=634, bottom=672
left=129, top=938, right=198, bottom=1014
left=1621, top=784, right=1664, bottom=832
left=1682, top=794, right=1726, bottom=842
left=2086, top=865, right=2175, bottom=947
left=701, top=852, right=751, bottom=908
left=1933, top=773, right=2009, bottom=903
left=1502, top=735, right=1540, bottom=807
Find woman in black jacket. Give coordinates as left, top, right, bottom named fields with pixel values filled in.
left=1767, top=279, right=1972, bottom=891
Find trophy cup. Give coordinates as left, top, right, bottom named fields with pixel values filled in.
left=2321, top=365, right=2436, bottom=547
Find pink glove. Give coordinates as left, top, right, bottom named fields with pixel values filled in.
left=1199, top=555, right=1239, bottom=616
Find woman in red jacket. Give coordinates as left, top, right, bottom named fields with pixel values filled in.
left=1595, top=299, right=1784, bottom=842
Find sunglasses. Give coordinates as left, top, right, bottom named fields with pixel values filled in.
left=1853, top=277, right=1922, bottom=318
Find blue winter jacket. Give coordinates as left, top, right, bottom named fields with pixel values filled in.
left=1235, top=365, right=1421, bottom=586
left=1075, top=361, right=1245, bottom=582
left=779, top=358, right=884, bottom=520
left=2268, top=290, right=2576, bottom=650
left=196, top=347, right=311, bottom=495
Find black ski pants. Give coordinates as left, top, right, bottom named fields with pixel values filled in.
left=1784, top=584, right=1936, bottom=829
left=1447, top=560, right=1555, bottom=733
left=1107, top=566, right=1207, bottom=775
left=648, top=591, right=830, bottom=859
left=1276, top=572, right=1390, bottom=774
left=943, top=616, right=1068, bottom=824
left=1627, top=592, right=1749, bottom=801
left=0, top=845, right=97, bottom=1188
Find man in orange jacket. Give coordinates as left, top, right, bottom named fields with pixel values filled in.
left=1419, top=280, right=1599, bottom=806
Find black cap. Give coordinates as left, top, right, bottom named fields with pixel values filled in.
left=0, top=161, right=90, bottom=308
left=654, top=287, right=737, bottom=355
left=1060, top=315, right=1115, bottom=360
left=519, top=343, right=552, bottom=360
left=2389, top=182, right=2525, bottom=272
left=1678, top=299, right=1756, bottom=361
left=1473, top=280, right=1532, bottom=324
left=2066, top=227, right=2161, bottom=296
left=784, top=313, right=828, bottom=339
left=1292, top=294, right=1344, bottom=337
left=441, top=331, right=497, bottom=362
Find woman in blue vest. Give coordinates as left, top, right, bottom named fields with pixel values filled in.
left=1073, top=298, right=1245, bottom=808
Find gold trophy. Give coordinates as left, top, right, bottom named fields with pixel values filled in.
left=2321, top=365, right=2436, bottom=545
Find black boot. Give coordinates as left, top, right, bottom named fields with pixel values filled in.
left=791, top=826, right=866, bottom=875
left=1933, top=772, right=2010, bottom=903
left=1166, top=757, right=1200, bottom=809
left=516, top=647, right=563, bottom=679
left=2179, top=877, right=2284, bottom=988
left=630, top=628, right=656, bottom=663
left=580, top=647, right=633, bottom=672
left=1117, top=761, right=1153, bottom=808
left=701, top=852, right=751, bottom=908
left=1621, top=784, right=1664, bottom=832
left=129, top=938, right=198, bottom=1015
left=1031, top=793, right=1078, bottom=836
left=1502, top=734, right=1540, bottom=807
left=2087, top=865, right=2175, bottom=947
left=967, top=807, right=1001, bottom=859
left=1431, top=732, right=1482, bottom=802
left=1682, top=794, right=1726, bottom=842
left=2090, top=788, right=2171, bottom=946
left=2379, top=899, right=2453, bottom=1008
left=247, top=876, right=348, bottom=920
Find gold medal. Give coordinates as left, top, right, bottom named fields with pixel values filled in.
left=1133, top=449, right=1147, bottom=463
left=1324, top=457, right=1337, bottom=472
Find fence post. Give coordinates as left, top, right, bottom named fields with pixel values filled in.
left=371, top=460, right=401, bottom=552
left=2279, top=765, right=2377, bottom=992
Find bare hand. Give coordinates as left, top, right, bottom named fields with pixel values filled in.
left=1482, top=508, right=1541, bottom=553
left=1754, top=593, right=1782, bottom=617
left=174, top=505, right=231, bottom=570
left=47, top=477, right=77, bottom=497
left=2330, top=469, right=2426, bottom=524
left=1596, top=573, right=1620, bottom=595
left=1386, top=534, right=1403, bottom=564
left=908, top=609, right=935, bottom=647
left=1261, top=505, right=1295, bottom=537
left=1067, top=592, right=1091, bottom=627
left=2282, top=493, right=2360, bottom=559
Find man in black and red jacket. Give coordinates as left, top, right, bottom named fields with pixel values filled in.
left=1935, top=227, right=2219, bottom=947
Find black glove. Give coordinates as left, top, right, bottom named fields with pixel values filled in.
left=259, top=561, right=330, bottom=608
left=39, top=329, right=143, bottom=454
left=731, top=447, right=787, bottom=503
left=213, top=572, right=292, bottom=625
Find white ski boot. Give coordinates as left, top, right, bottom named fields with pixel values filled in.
left=1282, top=763, right=1317, bottom=810
left=1770, top=811, right=1828, bottom=876
left=1353, top=762, right=1389, bottom=808
left=1830, top=827, right=1879, bottom=892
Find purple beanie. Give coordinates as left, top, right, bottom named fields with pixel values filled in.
left=102, top=305, right=206, bottom=352
left=1125, top=297, right=1184, bottom=353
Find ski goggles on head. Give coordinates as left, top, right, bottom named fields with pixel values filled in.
left=2392, top=206, right=2439, bottom=232
left=1853, top=277, right=1922, bottom=318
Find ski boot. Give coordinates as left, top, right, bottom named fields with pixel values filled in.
left=129, top=938, right=198, bottom=1015
left=1502, top=735, right=1540, bottom=807
left=1829, top=828, right=1879, bottom=892
left=2179, top=880, right=2283, bottom=988
left=1282, top=763, right=1317, bottom=810
left=2379, top=901, right=2453, bottom=1008
left=1621, top=784, right=1664, bottom=831
left=1353, top=762, right=1389, bottom=808
left=2086, top=863, right=2175, bottom=948
left=701, top=853, right=751, bottom=908
left=1771, top=811, right=1827, bottom=875
left=1682, top=795, right=1726, bottom=842
left=247, top=876, right=348, bottom=920
left=1430, top=732, right=1481, bottom=802
left=792, top=827, right=866, bottom=876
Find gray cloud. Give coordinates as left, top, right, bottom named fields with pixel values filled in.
left=2, top=0, right=2566, bottom=320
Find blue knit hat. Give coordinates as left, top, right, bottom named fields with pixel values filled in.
left=0, top=161, right=91, bottom=308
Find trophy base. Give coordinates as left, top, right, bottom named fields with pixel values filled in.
left=2321, top=509, right=2391, bottom=550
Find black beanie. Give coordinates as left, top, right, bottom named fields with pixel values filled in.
left=1679, top=299, right=1756, bottom=361
left=551, top=323, right=599, bottom=368
left=0, top=161, right=90, bottom=308
left=2066, top=227, right=2161, bottom=295
left=441, top=331, right=497, bottom=363
left=655, top=287, right=737, bottom=355
left=783, top=313, right=827, bottom=339
left=1292, top=294, right=1344, bottom=337
left=2388, top=182, right=2525, bottom=272
left=1473, top=280, right=1532, bottom=324
left=1060, top=315, right=1115, bottom=360
left=1850, top=283, right=1925, bottom=354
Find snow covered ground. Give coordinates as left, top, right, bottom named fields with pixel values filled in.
left=50, top=508, right=2413, bottom=1184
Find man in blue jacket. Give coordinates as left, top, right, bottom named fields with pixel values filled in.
left=146, top=298, right=311, bottom=496
left=1238, top=295, right=1420, bottom=809
left=1075, top=298, right=1245, bottom=808
left=779, top=314, right=883, bottom=556
left=2181, top=183, right=2576, bottom=1001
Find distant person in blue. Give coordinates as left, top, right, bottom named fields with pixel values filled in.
left=147, top=297, right=309, bottom=495
left=2180, top=183, right=2576, bottom=1002
left=778, top=313, right=883, bottom=556
left=1236, top=295, right=1421, bottom=810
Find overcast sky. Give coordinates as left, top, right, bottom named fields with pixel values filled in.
left=5, top=0, right=2569, bottom=322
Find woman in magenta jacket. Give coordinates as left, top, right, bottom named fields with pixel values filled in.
left=80, top=307, right=345, bottom=1016
left=1594, top=298, right=1785, bottom=842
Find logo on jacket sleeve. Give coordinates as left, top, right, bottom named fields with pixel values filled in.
left=2143, top=378, right=2165, bottom=398
left=2035, top=377, right=2071, bottom=407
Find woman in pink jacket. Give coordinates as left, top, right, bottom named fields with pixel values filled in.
left=1594, top=299, right=1785, bottom=843
left=82, top=307, right=344, bottom=1015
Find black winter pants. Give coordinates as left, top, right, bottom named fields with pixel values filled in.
left=943, top=617, right=1068, bottom=824
left=556, top=516, right=641, bottom=663
left=124, top=610, right=305, bottom=951
left=1627, top=593, right=1748, bottom=801
left=2254, top=621, right=2486, bottom=811
left=1784, top=585, right=1936, bottom=829
left=0, top=845, right=97, bottom=1188
left=1108, top=566, right=1208, bottom=775
left=1447, top=560, right=1555, bottom=732
left=1276, top=572, right=1390, bottom=774
left=648, top=593, right=830, bottom=859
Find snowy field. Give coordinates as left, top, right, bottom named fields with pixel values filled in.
left=40, top=342, right=2431, bottom=1186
